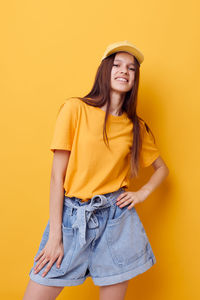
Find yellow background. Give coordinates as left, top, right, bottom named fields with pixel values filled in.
left=0, top=0, right=199, bottom=299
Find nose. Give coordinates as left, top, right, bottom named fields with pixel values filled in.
left=119, top=67, right=128, bottom=74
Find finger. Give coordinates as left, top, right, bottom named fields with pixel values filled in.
left=42, top=259, right=57, bottom=277
left=117, top=194, right=132, bottom=205
left=56, top=255, right=63, bottom=269
left=34, top=254, right=48, bottom=271
left=116, top=194, right=130, bottom=205
left=34, top=257, right=48, bottom=274
left=116, top=192, right=127, bottom=202
left=34, top=249, right=44, bottom=262
left=118, top=198, right=132, bottom=208
left=128, top=201, right=136, bottom=209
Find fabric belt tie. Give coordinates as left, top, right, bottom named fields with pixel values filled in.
left=64, top=194, right=114, bottom=248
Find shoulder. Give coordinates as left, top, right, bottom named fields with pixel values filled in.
left=138, top=118, right=154, bottom=139
left=138, top=118, right=146, bottom=133
left=61, top=97, right=83, bottom=108
left=56, top=97, right=84, bottom=115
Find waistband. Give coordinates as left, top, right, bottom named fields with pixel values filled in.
left=63, top=187, right=125, bottom=248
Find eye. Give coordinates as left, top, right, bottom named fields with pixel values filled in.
left=113, top=64, right=135, bottom=71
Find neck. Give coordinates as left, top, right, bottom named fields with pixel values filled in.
left=107, top=90, right=125, bottom=115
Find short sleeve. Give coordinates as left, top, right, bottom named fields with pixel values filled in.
left=139, top=121, right=160, bottom=168
left=49, top=98, right=79, bottom=152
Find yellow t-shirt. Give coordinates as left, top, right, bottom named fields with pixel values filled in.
left=50, top=97, right=160, bottom=201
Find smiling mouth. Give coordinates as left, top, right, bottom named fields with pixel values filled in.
left=115, top=77, right=129, bottom=82
left=115, top=79, right=128, bottom=83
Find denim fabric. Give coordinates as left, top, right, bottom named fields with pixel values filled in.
left=29, top=187, right=156, bottom=286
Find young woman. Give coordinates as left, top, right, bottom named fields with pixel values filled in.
left=23, top=40, right=169, bottom=300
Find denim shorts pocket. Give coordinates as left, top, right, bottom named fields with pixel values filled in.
left=44, top=225, right=75, bottom=277
left=44, top=209, right=76, bottom=277
left=62, top=206, right=77, bottom=228
left=105, top=206, right=149, bottom=267
left=107, top=203, right=133, bottom=225
left=33, top=210, right=76, bottom=278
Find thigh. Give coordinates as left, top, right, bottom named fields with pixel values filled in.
left=99, top=280, right=129, bottom=300
left=23, top=279, right=64, bottom=300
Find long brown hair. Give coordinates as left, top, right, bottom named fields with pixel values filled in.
left=72, top=52, right=156, bottom=178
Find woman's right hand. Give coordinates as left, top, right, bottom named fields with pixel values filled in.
left=33, top=237, right=64, bottom=277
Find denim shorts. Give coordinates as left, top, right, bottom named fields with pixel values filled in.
left=29, top=187, right=156, bottom=286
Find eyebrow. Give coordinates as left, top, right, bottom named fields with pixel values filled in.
left=114, top=59, right=135, bottom=66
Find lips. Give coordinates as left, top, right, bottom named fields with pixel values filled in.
left=115, top=77, right=129, bottom=82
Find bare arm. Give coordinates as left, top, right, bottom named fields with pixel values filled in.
left=116, top=156, right=169, bottom=208
left=33, top=150, right=71, bottom=276
left=139, top=155, right=169, bottom=198
left=48, top=149, right=71, bottom=242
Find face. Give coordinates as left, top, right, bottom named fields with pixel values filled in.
left=110, top=51, right=136, bottom=94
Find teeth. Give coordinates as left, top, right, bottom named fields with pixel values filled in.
left=116, top=78, right=128, bottom=82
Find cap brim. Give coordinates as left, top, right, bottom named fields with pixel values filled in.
left=101, top=45, right=144, bottom=64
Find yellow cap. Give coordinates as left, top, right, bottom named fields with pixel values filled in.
left=101, top=40, right=144, bottom=64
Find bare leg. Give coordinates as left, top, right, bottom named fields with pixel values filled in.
left=99, top=280, right=129, bottom=300
left=22, top=279, right=64, bottom=300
